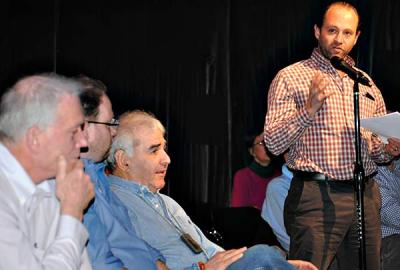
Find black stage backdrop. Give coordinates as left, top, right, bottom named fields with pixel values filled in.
left=0, top=0, right=399, bottom=209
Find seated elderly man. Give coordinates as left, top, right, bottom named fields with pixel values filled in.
left=0, top=73, right=93, bottom=269
left=104, top=110, right=317, bottom=270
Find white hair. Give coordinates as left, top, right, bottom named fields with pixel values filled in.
left=107, top=110, right=165, bottom=169
left=0, top=73, right=82, bottom=141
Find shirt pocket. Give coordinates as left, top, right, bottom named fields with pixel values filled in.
left=359, top=92, right=376, bottom=118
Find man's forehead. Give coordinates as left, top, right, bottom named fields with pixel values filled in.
left=134, top=128, right=165, bottom=146
left=97, top=94, right=114, bottom=119
left=325, top=6, right=359, bottom=25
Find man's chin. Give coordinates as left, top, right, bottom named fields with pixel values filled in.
left=329, top=49, right=348, bottom=59
left=155, top=178, right=166, bottom=190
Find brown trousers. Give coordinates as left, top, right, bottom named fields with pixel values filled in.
left=284, top=177, right=381, bottom=270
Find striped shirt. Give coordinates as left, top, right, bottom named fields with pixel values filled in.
left=265, top=48, right=390, bottom=180
left=375, top=160, right=400, bottom=238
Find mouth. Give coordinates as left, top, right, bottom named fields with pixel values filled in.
left=331, top=47, right=343, bottom=53
left=156, top=169, right=167, bottom=176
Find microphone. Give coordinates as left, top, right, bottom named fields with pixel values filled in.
left=330, top=56, right=371, bottom=87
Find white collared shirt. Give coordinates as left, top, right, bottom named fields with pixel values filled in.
left=0, top=143, right=91, bottom=269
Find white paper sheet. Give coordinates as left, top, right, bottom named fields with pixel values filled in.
left=361, top=112, right=400, bottom=143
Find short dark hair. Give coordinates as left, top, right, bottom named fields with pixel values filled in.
left=245, top=133, right=259, bottom=150
left=316, top=1, right=361, bottom=31
left=77, top=75, right=107, bottom=119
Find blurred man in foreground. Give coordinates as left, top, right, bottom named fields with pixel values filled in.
left=0, top=73, right=93, bottom=269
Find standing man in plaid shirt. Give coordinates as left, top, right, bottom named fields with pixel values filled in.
left=264, top=2, right=400, bottom=270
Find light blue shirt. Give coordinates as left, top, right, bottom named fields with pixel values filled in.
left=83, top=159, right=164, bottom=269
left=108, top=174, right=224, bottom=270
left=261, top=164, right=292, bottom=252
left=375, top=159, right=400, bottom=238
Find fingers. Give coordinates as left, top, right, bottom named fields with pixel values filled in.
left=155, top=260, right=170, bottom=270
left=205, top=247, right=247, bottom=270
left=218, top=247, right=247, bottom=262
left=287, top=260, right=319, bottom=270
left=56, top=155, right=67, bottom=183
left=84, top=174, right=95, bottom=203
left=306, top=72, right=333, bottom=117
left=386, top=138, right=400, bottom=156
left=55, top=156, right=93, bottom=220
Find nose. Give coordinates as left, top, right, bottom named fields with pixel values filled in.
left=75, top=125, right=88, bottom=148
left=334, top=32, right=344, bottom=43
left=161, top=150, right=171, bottom=166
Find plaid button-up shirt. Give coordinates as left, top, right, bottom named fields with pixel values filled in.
left=265, top=48, right=391, bottom=180
left=375, top=160, right=400, bottom=238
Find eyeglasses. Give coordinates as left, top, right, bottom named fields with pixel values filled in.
left=253, top=141, right=265, bottom=146
left=87, top=118, right=119, bottom=127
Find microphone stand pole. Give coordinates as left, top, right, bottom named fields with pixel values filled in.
left=352, top=79, right=367, bottom=270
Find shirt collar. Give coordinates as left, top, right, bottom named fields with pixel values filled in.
left=0, top=143, right=51, bottom=205
left=311, top=47, right=355, bottom=73
left=82, top=158, right=106, bottom=175
left=108, top=174, right=157, bottom=198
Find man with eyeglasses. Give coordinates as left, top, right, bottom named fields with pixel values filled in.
left=78, top=76, right=167, bottom=270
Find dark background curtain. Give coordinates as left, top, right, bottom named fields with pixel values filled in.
left=1, top=0, right=399, bottom=210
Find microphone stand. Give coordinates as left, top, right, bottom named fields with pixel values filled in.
left=352, top=79, right=367, bottom=270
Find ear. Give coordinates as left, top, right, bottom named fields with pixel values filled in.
left=249, top=147, right=255, bottom=157
left=314, top=24, right=320, bottom=40
left=25, top=126, right=42, bottom=153
left=353, top=30, right=361, bottom=46
left=114, top=149, right=129, bottom=171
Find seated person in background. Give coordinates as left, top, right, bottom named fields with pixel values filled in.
left=0, top=73, right=93, bottom=269
left=231, top=132, right=281, bottom=209
left=79, top=76, right=167, bottom=269
left=105, top=110, right=318, bottom=270
left=374, top=158, right=400, bottom=270
left=261, top=153, right=291, bottom=252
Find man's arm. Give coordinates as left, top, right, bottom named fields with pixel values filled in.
left=204, top=248, right=247, bottom=270
left=265, top=71, right=330, bottom=155
left=56, top=156, right=94, bottom=221
left=0, top=165, right=92, bottom=270
left=85, top=209, right=127, bottom=270
left=378, top=173, right=400, bottom=230
left=0, top=207, right=91, bottom=269
left=288, top=260, right=319, bottom=270
left=366, top=86, right=400, bottom=162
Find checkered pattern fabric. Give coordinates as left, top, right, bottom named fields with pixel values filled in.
left=375, top=160, right=400, bottom=238
left=265, top=48, right=390, bottom=180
